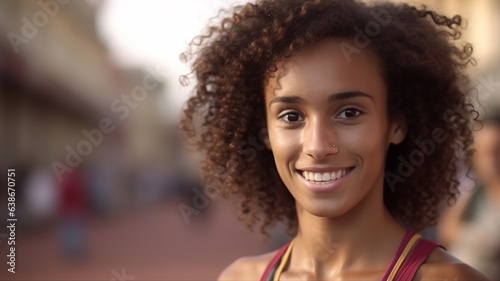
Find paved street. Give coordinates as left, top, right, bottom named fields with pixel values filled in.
left=0, top=200, right=276, bottom=280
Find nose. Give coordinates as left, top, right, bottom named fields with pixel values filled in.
left=302, top=117, right=339, bottom=160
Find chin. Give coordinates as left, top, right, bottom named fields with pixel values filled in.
left=299, top=200, right=353, bottom=218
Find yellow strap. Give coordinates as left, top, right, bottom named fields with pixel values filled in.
left=273, top=239, right=295, bottom=281
left=386, top=234, right=422, bottom=281
left=274, top=234, right=420, bottom=281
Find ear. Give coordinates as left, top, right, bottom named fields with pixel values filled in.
left=389, top=112, right=407, bottom=145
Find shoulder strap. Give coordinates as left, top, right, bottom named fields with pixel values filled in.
left=273, top=239, right=295, bottom=281
left=393, top=238, right=442, bottom=281
left=386, top=233, right=422, bottom=281
left=259, top=233, right=440, bottom=281
left=381, top=230, right=415, bottom=281
left=260, top=242, right=292, bottom=281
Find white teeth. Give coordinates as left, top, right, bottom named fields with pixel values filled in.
left=301, top=168, right=351, bottom=182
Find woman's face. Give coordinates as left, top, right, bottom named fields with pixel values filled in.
left=264, top=38, right=406, bottom=218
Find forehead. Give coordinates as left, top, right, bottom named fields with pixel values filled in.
left=265, top=38, right=386, bottom=98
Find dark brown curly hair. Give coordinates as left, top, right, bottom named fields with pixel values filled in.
left=180, top=0, right=478, bottom=236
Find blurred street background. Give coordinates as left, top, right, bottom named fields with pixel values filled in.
left=0, top=0, right=499, bottom=280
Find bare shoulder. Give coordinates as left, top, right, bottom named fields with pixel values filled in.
left=415, top=247, right=489, bottom=281
left=217, top=250, right=278, bottom=281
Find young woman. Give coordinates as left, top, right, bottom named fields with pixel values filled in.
left=180, top=0, right=489, bottom=280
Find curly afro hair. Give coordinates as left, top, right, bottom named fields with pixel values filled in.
left=180, top=0, right=478, bottom=236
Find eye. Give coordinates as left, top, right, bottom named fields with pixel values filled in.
left=337, top=108, right=363, bottom=120
left=279, top=112, right=304, bottom=123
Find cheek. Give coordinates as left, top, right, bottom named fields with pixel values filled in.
left=339, top=119, right=390, bottom=162
left=267, top=129, right=302, bottom=184
left=268, top=129, right=300, bottom=159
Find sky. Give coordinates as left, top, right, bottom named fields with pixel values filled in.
left=97, top=0, right=246, bottom=121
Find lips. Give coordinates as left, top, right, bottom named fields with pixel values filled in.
left=298, top=167, right=354, bottom=183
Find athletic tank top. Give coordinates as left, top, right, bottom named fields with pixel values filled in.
left=260, top=230, right=442, bottom=281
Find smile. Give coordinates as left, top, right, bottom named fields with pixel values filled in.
left=299, top=167, right=354, bottom=183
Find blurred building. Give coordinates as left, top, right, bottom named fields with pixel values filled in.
left=392, top=0, right=500, bottom=72
left=0, top=0, right=172, bottom=225
left=419, top=0, right=500, bottom=108
left=0, top=0, right=121, bottom=166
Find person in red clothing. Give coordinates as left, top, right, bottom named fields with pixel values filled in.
left=180, top=0, right=489, bottom=280
left=59, top=167, right=88, bottom=259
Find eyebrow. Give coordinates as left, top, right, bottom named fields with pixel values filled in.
left=269, top=91, right=374, bottom=107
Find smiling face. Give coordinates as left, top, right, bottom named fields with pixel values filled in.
left=264, top=38, right=406, bottom=218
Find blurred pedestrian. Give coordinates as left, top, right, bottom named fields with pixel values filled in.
left=59, top=167, right=88, bottom=259
left=439, top=106, right=500, bottom=280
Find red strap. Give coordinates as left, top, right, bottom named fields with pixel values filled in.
left=259, top=242, right=291, bottom=281
left=381, top=229, right=414, bottom=281
left=394, top=238, right=442, bottom=280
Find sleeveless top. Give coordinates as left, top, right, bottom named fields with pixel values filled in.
left=260, top=230, right=442, bottom=281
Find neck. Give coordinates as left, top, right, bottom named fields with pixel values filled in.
left=290, top=182, right=406, bottom=279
